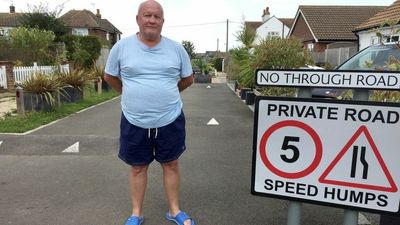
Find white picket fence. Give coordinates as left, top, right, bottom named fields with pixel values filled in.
left=13, top=63, right=70, bottom=85
left=0, top=66, right=6, bottom=89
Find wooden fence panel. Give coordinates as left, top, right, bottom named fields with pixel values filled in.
left=0, top=66, right=6, bottom=89
left=13, top=64, right=69, bottom=84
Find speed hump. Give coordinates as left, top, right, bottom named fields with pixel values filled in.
left=251, top=96, right=400, bottom=215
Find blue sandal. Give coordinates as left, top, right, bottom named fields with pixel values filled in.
left=125, top=215, right=144, bottom=225
left=166, top=211, right=195, bottom=225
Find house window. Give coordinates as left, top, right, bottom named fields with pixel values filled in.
left=307, top=43, right=314, bottom=52
left=72, top=28, right=89, bottom=36
left=106, top=32, right=110, bottom=41
left=385, top=35, right=399, bottom=43
left=268, top=31, right=279, bottom=37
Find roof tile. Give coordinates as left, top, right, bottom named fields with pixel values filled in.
left=60, top=9, right=121, bottom=33
left=299, top=5, right=385, bottom=41
left=0, top=13, right=24, bottom=26
left=355, top=0, right=400, bottom=31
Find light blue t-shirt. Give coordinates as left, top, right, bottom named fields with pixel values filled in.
left=105, top=35, right=193, bottom=128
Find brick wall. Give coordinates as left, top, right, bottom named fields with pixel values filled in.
left=0, top=61, right=14, bottom=91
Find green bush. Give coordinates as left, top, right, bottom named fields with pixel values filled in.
left=60, top=34, right=78, bottom=61
left=234, top=37, right=313, bottom=89
left=9, top=27, right=55, bottom=65
left=61, top=35, right=102, bottom=69
left=252, top=37, right=312, bottom=69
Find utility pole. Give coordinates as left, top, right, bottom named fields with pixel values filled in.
left=226, top=19, right=229, bottom=53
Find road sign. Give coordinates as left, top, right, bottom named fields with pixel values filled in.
left=255, top=69, right=400, bottom=90
left=252, top=96, right=400, bottom=215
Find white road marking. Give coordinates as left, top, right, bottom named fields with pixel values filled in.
left=207, top=118, right=219, bottom=126
left=62, top=142, right=79, bottom=153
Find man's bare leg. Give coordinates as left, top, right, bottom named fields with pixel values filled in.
left=162, top=159, right=192, bottom=225
left=129, top=165, right=149, bottom=217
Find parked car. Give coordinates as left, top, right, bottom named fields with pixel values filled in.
left=311, top=42, right=400, bottom=98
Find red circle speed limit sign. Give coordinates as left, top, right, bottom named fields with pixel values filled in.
left=259, top=120, right=322, bottom=179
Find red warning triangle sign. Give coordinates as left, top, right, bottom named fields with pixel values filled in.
left=319, top=125, right=397, bottom=192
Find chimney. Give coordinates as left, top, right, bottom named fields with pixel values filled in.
left=262, top=7, right=270, bottom=22
left=96, top=9, right=101, bottom=18
left=10, top=5, right=15, bottom=13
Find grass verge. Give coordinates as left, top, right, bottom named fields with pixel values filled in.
left=0, top=89, right=119, bottom=133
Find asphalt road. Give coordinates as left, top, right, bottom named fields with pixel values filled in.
left=0, top=83, right=379, bottom=225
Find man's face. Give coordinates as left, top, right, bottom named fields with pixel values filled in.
left=136, top=2, right=164, bottom=41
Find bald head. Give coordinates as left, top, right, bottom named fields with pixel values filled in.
left=136, top=0, right=165, bottom=44
left=138, top=0, right=164, bottom=17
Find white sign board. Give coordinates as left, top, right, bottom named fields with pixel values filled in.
left=252, top=97, right=400, bottom=215
left=256, top=69, right=400, bottom=90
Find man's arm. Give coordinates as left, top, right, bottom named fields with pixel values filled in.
left=178, top=75, right=194, bottom=92
left=104, top=74, right=123, bottom=93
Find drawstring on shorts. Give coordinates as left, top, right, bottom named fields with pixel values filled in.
left=148, top=128, right=159, bottom=139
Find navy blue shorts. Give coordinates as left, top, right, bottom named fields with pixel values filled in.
left=119, top=111, right=186, bottom=166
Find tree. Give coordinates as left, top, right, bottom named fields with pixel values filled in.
left=235, top=22, right=256, bottom=50
left=227, top=21, right=257, bottom=87
left=72, top=36, right=102, bottom=69
left=182, top=40, right=196, bottom=59
left=20, top=3, right=67, bottom=41
left=9, top=27, right=55, bottom=65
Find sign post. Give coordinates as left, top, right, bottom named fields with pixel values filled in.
left=342, top=89, right=368, bottom=225
left=287, top=87, right=312, bottom=225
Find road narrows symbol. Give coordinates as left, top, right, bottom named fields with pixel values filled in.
left=319, top=125, right=398, bottom=192
left=350, top=145, right=368, bottom=179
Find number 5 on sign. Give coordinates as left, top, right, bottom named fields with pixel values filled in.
left=281, top=136, right=300, bottom=163
left=259, top=120, right=323, bottom=179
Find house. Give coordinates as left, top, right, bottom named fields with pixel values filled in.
left=0, top=5, right=122, bottom=45
left=245, top=6, right=294, bottom=45
left=0, top=5, right=25, bottom=37
left=288, top=5, right=385, bottom=52
left=60, top=9, right=122, bottom=45
left=354, top=0, right=400, bottom=50
left=254, top=7, right=293, bottom=44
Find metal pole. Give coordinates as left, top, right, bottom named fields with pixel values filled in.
left=353, top=89, right=369, bottom=101
left=342, top=89, right=369, bottom=225
left=226, top=19, right=229, bottom=53
left=343, top=210, right=358, bottom=225
left=297, top=88, right=312, bottom=98
left=286, top=87, right=312, bottom=225
left=287, top=201, right=302, bottom=225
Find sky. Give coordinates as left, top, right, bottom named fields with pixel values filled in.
left=0, top=0, right=396, bottom=53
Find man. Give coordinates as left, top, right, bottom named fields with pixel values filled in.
left=104, top=1, right=195, bottom=225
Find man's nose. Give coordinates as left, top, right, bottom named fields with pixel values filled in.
left=149, top=16, right=157, bottom=23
